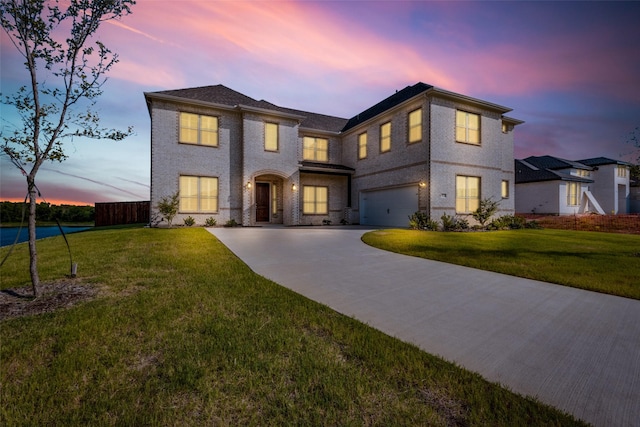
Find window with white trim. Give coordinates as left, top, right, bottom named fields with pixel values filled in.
left=567, top=182, right=579, bottom=206
left=456, top=175, right=480, bottom=213
left=617, top=165, right=627, bottom=177
left=303, top=136, right=328, bottom=162
left=179, top=112, right=218, bottom=146
left=456, top=110, right=480, bottom=145
left=302, top=185, right=328, bottom=215
left=179, top=176, right=218, bottom=212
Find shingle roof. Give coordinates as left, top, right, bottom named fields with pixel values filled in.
left=578, top=157, right=632, bottom=167
left=515, top=158, right=594, bottom=184
left=341, top=82, right=433, bottom=132
left=149, top=85, right=347, bottom=133
left=523, top=155, right=592, bottom=171
left=155, top=85, right=271, bottom=109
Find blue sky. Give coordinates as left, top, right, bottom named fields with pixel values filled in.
left=1, top=0, right=639, bottom=205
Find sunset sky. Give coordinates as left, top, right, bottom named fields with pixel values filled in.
left=1, top=0, right=639, bottom=206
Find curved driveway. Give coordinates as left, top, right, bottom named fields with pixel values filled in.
left=208, top=227, right=639, bottom=427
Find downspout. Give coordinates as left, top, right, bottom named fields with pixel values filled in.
left=427, top=94, right=432, bottom=217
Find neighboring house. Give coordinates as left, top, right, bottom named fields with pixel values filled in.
left=514, top=155, right=632, bottom=215
left=145, top=82, right=523, bottom=227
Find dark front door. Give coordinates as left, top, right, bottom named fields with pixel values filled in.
left=256, top=183, right=270, bottom=222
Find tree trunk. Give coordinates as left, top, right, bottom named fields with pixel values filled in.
left=27, top=176, right=40, bottom=298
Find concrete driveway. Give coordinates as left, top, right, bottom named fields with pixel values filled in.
left=207, top=226, right=640, bottom=427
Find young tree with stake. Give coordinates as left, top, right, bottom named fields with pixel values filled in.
left=1, top=0, right=135, bottom=297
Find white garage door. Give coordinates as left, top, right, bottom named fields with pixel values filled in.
left=360, top=186, right=418, bottom=227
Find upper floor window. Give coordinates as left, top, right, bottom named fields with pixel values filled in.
left=501, top=122, right=509, bottom=133
left=456, top=175, right=480, bottom=213
left=179, top=175, right=218, bottom=212
left=179, top=112, right=218, bottom=146
left=303, top=136, right=328, bottom=162
left=408, top=108, right=422, bottom=143
left=358, top=132, right=367, bottom=160
left=302, top=185, right=328, bottom=215
left=501, top=180, right=509, bottom=199
left=617, top=165, right=628, bottom=177
left=456, top=110, right=480, bottom=145
left=576, top=169, right=591, bottom=177
left=567, top=182, right=580, bottom=206
left=380, top=122, right=391, bottom=153
left=265, top=122, right=279, bottom=151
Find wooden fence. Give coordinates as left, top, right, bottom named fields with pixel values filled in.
left=95, top=201, right=150, bottom=227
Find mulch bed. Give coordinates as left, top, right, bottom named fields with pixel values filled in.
left=521, top=214, right=640, bottom=234
left=0, top=280, right=98, bottom=321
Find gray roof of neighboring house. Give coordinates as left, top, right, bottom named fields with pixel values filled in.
left=578, top=157, right=633, bottom=167
left=148, top=85, right=348, bottom=133
left=523, top=155, right=593, bottom=171
left=342, top=82, right=433, bottom=132
left=515, top=158, right=594, bottom=184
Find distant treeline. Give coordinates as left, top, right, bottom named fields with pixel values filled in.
left=1, top=201, right=95, bottom=223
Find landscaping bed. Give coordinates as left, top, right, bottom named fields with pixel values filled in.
left=521, top=214, right=640, bottom=234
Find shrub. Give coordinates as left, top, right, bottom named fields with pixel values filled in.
left=322, top=219, right=332, bottom=225
left=409, top=211, right=439, bottom=231
left=472, top=198, right=500, bottom=227
left=183, top=216, right=195, bottom=227
left=156, top=192, right=179, bottom=227
left=204, top=217, right=217, bottom=227
left=490, top=215, right=523, bottom=230
left=440, top=213, right=456, bottom=231
left=224, top=219, right=238, bottom=227
left=440, top=213, right=468, bottom=231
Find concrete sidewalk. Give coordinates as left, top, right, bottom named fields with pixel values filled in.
left=207, top=227, right=640, bottom=427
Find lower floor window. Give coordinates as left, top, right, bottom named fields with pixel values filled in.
left=567, top=182, right=579, bottom=206
left=501, top=180, right=509, bottom=199
left=303, top=185, right=328, bottom=214
left=456, top=175, right=480, bottom=213
left=179, top=175, right=218, bottom=212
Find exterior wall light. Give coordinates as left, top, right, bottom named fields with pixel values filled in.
left=246, top=181, right=252, bottom=189
left=292, top=183, right=297, bottom=191
left=419, top=181, right=426, bottom=188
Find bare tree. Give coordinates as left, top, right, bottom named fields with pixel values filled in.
left=1, top=0, right=135, bottom=297
left=628, top=127, right=639, bottom=161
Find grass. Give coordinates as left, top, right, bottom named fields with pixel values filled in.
left=0, top=227, right=586, bottom=426
left=362, top=228, right=640, bottom=299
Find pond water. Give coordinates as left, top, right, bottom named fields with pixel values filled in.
left=1, top=226, right=92, bottom=247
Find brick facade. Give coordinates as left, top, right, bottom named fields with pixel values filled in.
left=145, top=83, right=521, bottom=227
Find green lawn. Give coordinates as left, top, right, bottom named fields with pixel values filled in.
left=0, top=227, right=585, bottom=426
left=362, top=228, right=640, bottom=300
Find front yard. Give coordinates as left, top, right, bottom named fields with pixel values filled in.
left=0, top=227, right=585, bottom=426
left=362, top=228, right=640, bottom=299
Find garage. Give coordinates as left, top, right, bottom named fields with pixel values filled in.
left=360, top=186, right=418, bottom=227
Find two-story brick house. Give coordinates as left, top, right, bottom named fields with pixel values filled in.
left=145, top=82, right=522, bottom=227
